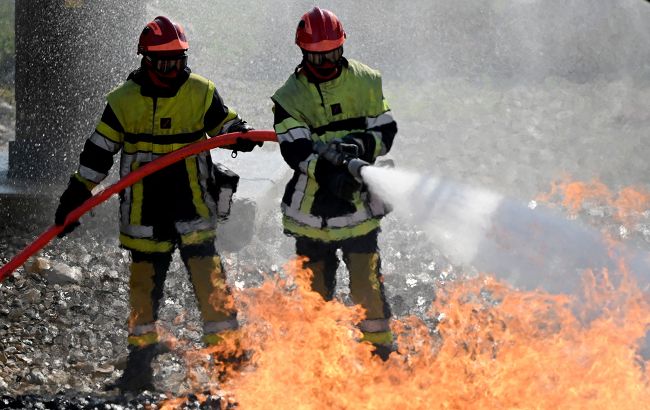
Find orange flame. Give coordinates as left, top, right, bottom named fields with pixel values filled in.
left=538, top=177, right=650, bottom=227
left=159, top=180, right=650, bottom=409
left=157, top=259, right=648, bottom=409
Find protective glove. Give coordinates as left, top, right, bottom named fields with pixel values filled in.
left=318, top=140, right=360, bottom=167
left=54, top=176, right=93, bottom=237
left=325, top=170, right=362, bottom=201
left=225, top=121, right=263, bottom=153
left=340, top=133, right=367, bottom=156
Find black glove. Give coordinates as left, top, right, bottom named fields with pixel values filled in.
left=225, top=121, right=263, bottom=153
left=320, top=140, right=360, bottom=167
left=54, top=176, right=92, bottom=237
left=326, top=170, right=361, bottom=201
left=341, top=132, right=374, bottom=162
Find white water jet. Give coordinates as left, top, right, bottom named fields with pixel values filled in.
left=362, top=165, right=650, bottom=293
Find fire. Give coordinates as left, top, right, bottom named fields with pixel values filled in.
left=160, top=179, right=650, bottom=409
left=162, top=259, right=649, bottom=409
left=538, top=177, right=650, bottom=227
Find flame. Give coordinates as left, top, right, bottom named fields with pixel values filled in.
left=158, top=259, right=650, bottom=409
left=538, top=177, right=650, bottom=227
left=159, top=180, right=650, bottom=409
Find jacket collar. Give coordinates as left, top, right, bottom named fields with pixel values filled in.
left=128, top=66, right=191, bottom=98
left=295, top=57, right=349, bottom=84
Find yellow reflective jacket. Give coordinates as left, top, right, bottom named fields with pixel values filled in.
left=75, top=69, right=241, bottom=252
left=272, top=59, right=398, bottom=242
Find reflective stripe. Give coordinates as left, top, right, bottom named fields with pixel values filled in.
left=89, top=131, right=121, bottom=153
left=366, top=111, right=394, bottom=130
left=282, top=202, right=322, bottom=228
left=78, top=165, right=106, bottom=184
left=283, top=195, right=385, bottom=229
left=220, top=115, right=242, bottom=134
left=289, top=173, right=309, bottom=212
left=128, top=332, right=160, bottom=347
left=299, top=153, right=317, bottom=174
left=120, top=152, right=162, bottom=171
left=277, top=126, right=311, bottom=143
left=328, top=207, right=372, bottom=228
left=204, top=319, right=239, bottom=334
left=283, top=215, right=380, bottom=242
left=275, top=116, right=306, bottom=135
left=370, top=130, right=386, bottom=157
left=121, top=224, right=154, bottom=238
left=119, top=234, right=174, bottom=253
left=176, top=218, right=215, bottom=235
left=186, top=157, right=210, bottom=219
left=131, top=323, right=157, bottom=336
left=358, top=318, right=391, bottom=333
left=180, top=229, right=216, bottom=246
left=299, top=160, right=318, bottom=213
left=360, top=330, right=393, bottom=346
left=130, top=163, right=143, bottom=225
left=95, top=121, right=123, bottom=144
left=123, top=140, right=196, bottom=156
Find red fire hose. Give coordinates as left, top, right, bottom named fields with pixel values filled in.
left=0, top=130, right=278, bottom=282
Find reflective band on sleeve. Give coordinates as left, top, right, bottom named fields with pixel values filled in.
left=358, top=318, right=391, bottom=333
left=277, top=126, right=311, bottom=143
left=78, top=165, right=107, bottom=184
left=220, top=115, right=242, bottom=134
left=275, top=116, right=306, bottom=135
left=370, top=130, right=386, bottom=157
left=89, top=131, right=121, bottom=153
left=204, top=318, right=240, bottom=334
left=95, top=122, right=123, bottom=144
left=366, top=111, right=395, bottom=130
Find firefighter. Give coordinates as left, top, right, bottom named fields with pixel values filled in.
left=53, top=16, right=262, bottom=392
left=271, top=7, right=398, bottom=360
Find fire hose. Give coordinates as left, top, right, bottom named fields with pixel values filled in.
left=0, top=130, right=278, bottom=282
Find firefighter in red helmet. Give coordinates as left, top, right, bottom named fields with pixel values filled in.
left=272, top=7, right=398, bottom=360
left=54, top=16, right=262, bottom=393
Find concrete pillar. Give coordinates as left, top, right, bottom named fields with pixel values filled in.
left=9, top=0, right=144, bottom=185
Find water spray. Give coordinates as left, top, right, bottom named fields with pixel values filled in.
left=360, top=166, right=650, bottom=293
left=0, top=130, right=278, bottom=281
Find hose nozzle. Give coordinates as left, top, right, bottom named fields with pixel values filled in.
left=347, top=158, right=369, bottom=182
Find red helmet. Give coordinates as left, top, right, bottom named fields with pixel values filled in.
left=138, top=16, right=189, bottom=55
left=295, top=7, right=346, bottom=52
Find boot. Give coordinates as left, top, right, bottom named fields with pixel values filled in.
left=371, top=343, right=397, bottom=361
left=105, top=344, right=158, bottom=393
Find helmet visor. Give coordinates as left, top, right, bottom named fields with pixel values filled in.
left=304, top=47, right=343, bottom=66
left=145, top=54, right=188, bottom=74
